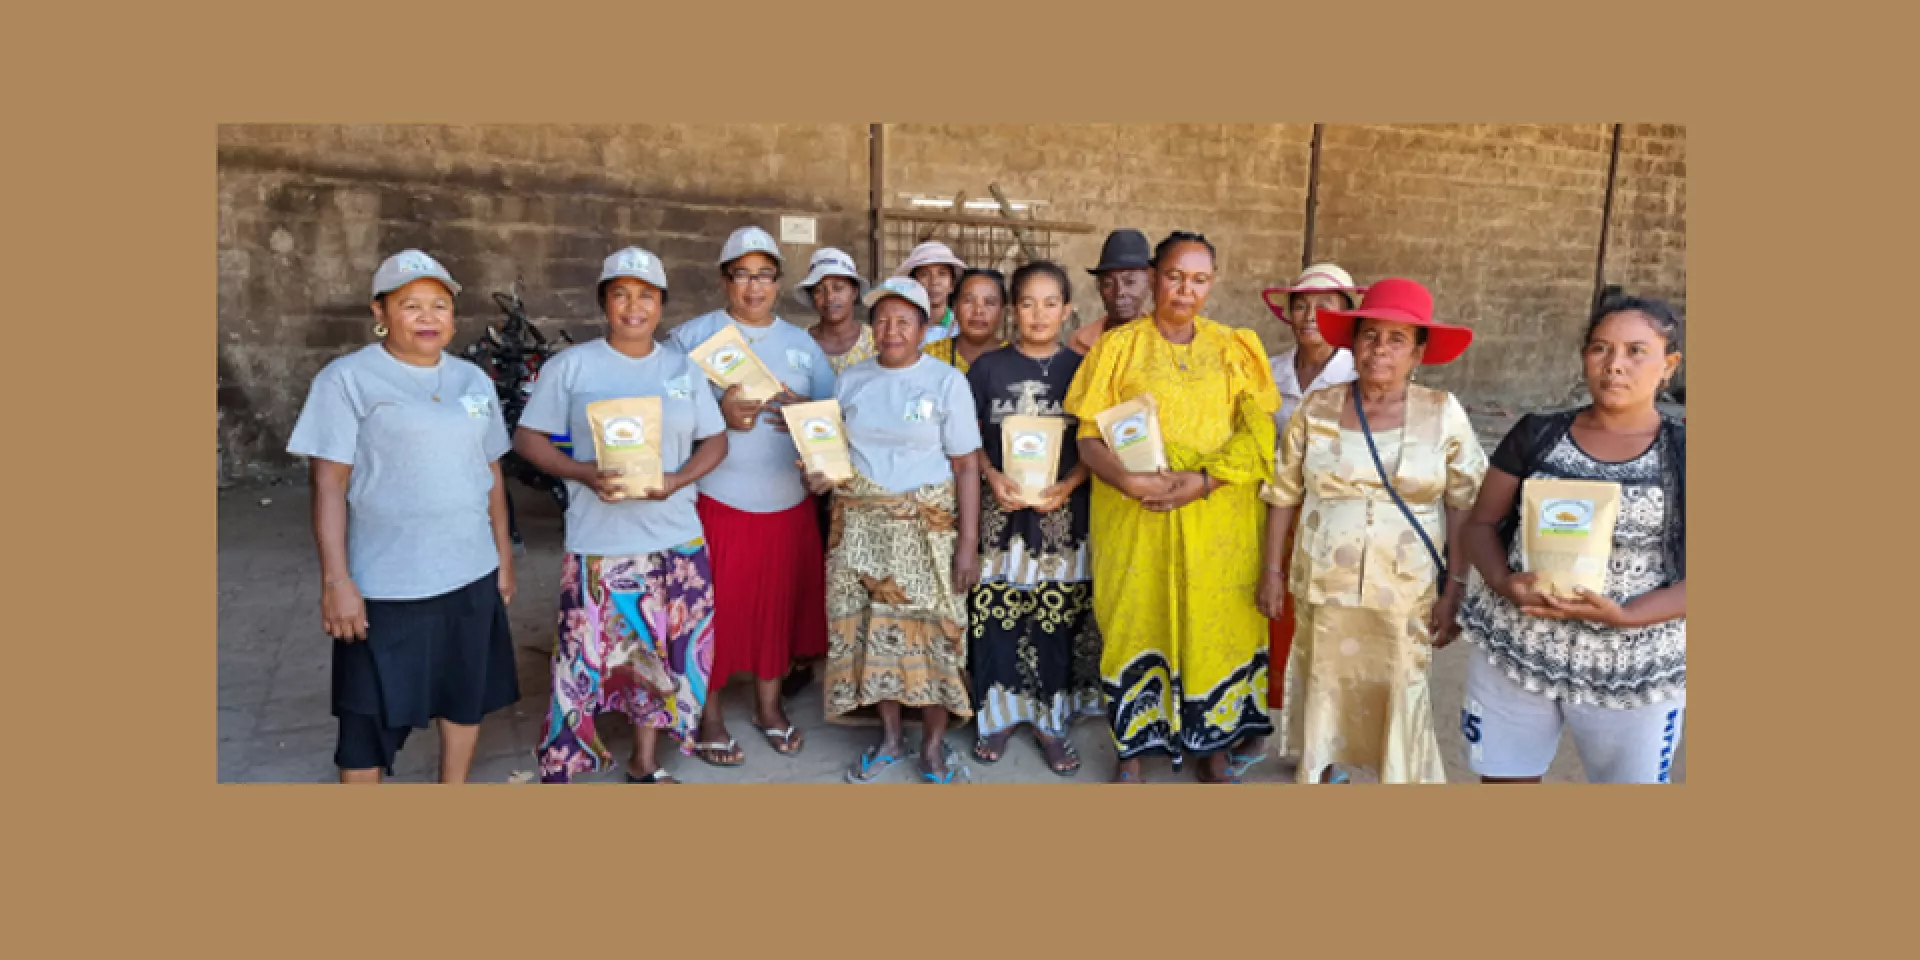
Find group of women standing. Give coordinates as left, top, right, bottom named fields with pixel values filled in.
left=289, top=225, right=1688, bottom=786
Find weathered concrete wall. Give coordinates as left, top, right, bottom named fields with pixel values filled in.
left=217, top=123, right=870, bottom=479
left=1309, top=124, right=1616, bottom=409
left=881, top=123, right=1314, bottom=347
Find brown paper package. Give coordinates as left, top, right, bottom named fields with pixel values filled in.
left=691, top=324, right=784, bottom=404
left=1521, top=477, right=1622, bottom=599
left=1002, top=414, right=1066, bottom=507
left=781, top=399, right=854, bottom=482
left=1094, top=394, right=1169, bottom=473
left=586, top=397, right=666, bottom=499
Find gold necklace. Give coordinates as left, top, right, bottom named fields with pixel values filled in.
left=387, top=345, right=445, bottom=401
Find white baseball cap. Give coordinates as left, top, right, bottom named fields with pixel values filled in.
left=862, top=276, right=932, bottom=318
left=792, top=247, right=868, bottom=307
left=599, top=246, right=669, bottom=292
left=371, top=249, right=461, bottom=300
left=717, top=225, right=784, bottom=268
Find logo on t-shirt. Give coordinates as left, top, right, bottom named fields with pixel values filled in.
left=787, top=348, right=813, bottom=374
left=459, top=393, right=492, bottom=418
left=665, top=375, right=692, bottom=399
left=903, top=395, right=935, bottom=423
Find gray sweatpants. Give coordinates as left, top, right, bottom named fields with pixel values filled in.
left=1461, top=652, right=1684, bottom=784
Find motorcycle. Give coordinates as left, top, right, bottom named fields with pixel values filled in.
left=461, top=281, right=574, bottom=547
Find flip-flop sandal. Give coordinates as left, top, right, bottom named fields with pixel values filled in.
left=693, top=739, right=745, bottom=767
left=1037, top=735, right=1081, bottom=778
left=972, top=731, right=1014, bottom=764
left=1228, top=750, right=1269, bottom=778
left=1322, top=766, right=1351, bottom=785
left=918, top=744, right=969, bottom=785
left=845, top=745, right=902, bottom=783
left=625, top=768, right=680, bottom=783
left=752, top=723, right=805, bottom=756
left=1112, top=768, right=1143, bottom=783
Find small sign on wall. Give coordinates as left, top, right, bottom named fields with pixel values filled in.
left=780, top=216, right=817, bottom=245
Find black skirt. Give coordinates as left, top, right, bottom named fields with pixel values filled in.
left=332, top=571, right=520, bottom=734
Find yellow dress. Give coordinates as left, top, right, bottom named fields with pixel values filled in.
left=1062, top=316, right=1280, bottom=758
left=1262, top=384, right=1488, bottom=783
left=923, top=336, right=1003, bottom=373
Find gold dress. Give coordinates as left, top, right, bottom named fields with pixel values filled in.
left=1262, top=384, right=1487, bottom=783
left=1063, top=317, right=1280, bottom=758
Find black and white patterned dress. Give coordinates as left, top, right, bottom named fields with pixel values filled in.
left=1457, top=433, right=1686, bottom=709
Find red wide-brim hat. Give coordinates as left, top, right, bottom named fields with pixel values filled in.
left=1314, top=276, right=1473, bottom=365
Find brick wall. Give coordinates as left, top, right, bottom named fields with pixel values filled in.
left=217, top=123, right=870, bottom=479
left=881, top=123, right=1314, bottom=344
left=1309, top=124, right=1616, bottom=409
left=217, top=123, right=1685, bottom=478
left=1601, top=123, right=1688, bottom=391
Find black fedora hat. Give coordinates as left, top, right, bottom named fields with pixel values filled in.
left=1086, top=228, right=1152, bottom=275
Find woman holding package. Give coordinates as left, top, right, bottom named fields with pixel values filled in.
left=806, top=276, right=983, bottom=784
left=1455, top=296, right=1686, bottom=784
left=896, top=240, right=968, bottom=346
left=288, top=249, right=521, bottom=784
left=964, top=261, right=1098, bottom=775
left=668, top=226, right=837, bottom=765
left=1064, top=231, right=1282, bottom=784
left=925, top=267, right=1009, bottom=373
left=801, top=247, right=876, bottom=374
left=514, top=247, right=730, bottom=783
left=1255, top=277, right=1487, bottom=784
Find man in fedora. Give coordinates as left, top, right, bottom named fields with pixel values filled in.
left=1067, top=228, right=1155, bottom=355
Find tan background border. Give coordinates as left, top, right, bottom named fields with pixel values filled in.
left=12, top=0, right=1898, bottom=954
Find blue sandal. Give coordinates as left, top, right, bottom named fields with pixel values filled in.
left=918, top=744, right=969, bottom=784
left=845, top=746, right=902, bottom=783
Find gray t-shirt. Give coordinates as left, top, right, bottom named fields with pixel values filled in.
left=836, top=355, right=983, bottom=494
left=518, top=338, right=726, bottom=557
left=286, top=345, right=510, bottom=600
left=667, top=311, right=836, bottom=514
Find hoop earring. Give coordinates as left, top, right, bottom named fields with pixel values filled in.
left=372, top=322, right=389, bottom=338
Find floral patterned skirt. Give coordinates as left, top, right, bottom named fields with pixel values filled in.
left=537, top=543, right=715, bottom=783
left=822, top=474, right=971, bottom=721
left=968, top=479, right=1101, bottom=737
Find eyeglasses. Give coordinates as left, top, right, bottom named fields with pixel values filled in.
left=728, top=270, right=780, bottom=287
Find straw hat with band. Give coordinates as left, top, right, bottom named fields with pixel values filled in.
left=791, top=247, right=868, bottom=308
left=1313, top=277, right=1473, bottom=366
left=1261, top=263, right=1365, bottom=324
left=892, top=241, right=967, bottom=279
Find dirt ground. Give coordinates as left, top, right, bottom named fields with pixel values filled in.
left=217, top=478, right=1684, bottom=785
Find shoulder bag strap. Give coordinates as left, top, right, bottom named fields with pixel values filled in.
left=1352, top=381, right=1448, bottom=594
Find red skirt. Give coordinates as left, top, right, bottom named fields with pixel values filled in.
left=697, top=495, right=829, bottom=683
left=1267, top=524, right=1297, bottom=711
